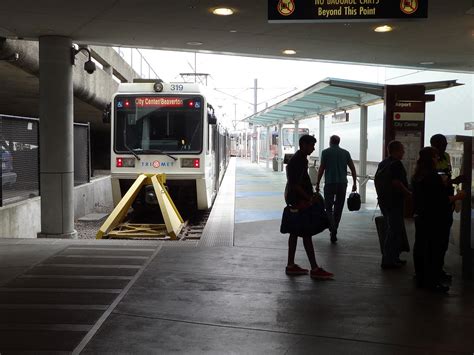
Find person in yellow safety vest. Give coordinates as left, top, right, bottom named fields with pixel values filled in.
left=429, top=134, right=466, bottom=283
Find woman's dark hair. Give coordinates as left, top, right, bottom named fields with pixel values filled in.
left=299, top=134, right=316, bottom=146
left=413, top=146, right=438, bottom=182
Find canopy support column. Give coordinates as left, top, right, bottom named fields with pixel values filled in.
left=294, top=120, right=299, bottom=151
left=277, top=123, right=283, bottom=172
left=359, top=105, right=368, bottom=203
left=256, top=127, right=260, bottom=164
left=318, top=114, right=325, bottom=163
left=266, top=126, right=271, bottom=169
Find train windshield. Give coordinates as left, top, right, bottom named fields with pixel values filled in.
left=282, top=128, right=310, bottom=146
left=114, top=95, right=203, bottom=154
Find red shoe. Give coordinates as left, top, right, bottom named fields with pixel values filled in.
left=310, top=267, right=334, bottom=280
left=285, top=264, right=309, bottom=275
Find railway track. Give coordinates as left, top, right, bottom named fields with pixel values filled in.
left=75, top=208, right=212, bottom=241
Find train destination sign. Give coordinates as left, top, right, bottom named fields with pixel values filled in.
left=268, top=0, right=428, bottom=22
left=134, top=97, right=184, bottom=108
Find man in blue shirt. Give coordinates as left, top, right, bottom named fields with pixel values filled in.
left=316, top=135, right=357, bottom=244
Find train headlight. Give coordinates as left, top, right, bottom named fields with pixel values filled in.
left=181, top=158, right=200, bottom=168
left=116, top=157, right=135, bottom=167
left=153, top=81, right=164, bottom=92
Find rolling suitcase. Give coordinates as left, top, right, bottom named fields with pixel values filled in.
left=374, top=215, right=410, bottom=254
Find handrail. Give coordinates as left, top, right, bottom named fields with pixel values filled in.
left=115, top=47, right=160, bottom=79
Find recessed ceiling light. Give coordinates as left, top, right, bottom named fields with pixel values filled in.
left=282, top=49, right=296, bottom=55
left=374, top=25, right=393, bottom=33
left=186, top=41, right=203, bottom=46
left=229, top=29, right=237, bottom=33
left=212, top=7, right=234, bottom=16
left=420, top=61, right=435, bottom=65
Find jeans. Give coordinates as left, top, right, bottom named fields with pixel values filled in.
left=324, top=183, right=347, bottom=235
left=380, top=204, right=406, bottom=265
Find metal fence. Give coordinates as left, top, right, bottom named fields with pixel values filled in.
left=0, top=115, right=90, bottom=207
left=114, top=47, right=160, bottom=79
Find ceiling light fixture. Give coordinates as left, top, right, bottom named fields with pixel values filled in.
left=374, top=25, right=393, bottom=33
left=212, top=7, right=234, bottom=16
left=419, top=61, right=435, bottom=65
left=186, top=41, right=203, bottom=46
left=229, top=29, right=237, bottom=33
left=282, top=49, right=296, bottom=55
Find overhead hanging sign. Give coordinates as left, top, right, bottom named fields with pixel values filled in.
left=268, top=0, right=428, bottom=22
left=332, top=112, right=349, bottom=123
left=465, top=122, right=474, bottom=131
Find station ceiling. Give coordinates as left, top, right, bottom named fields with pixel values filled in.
left=0, top=0, right=473, bottom=73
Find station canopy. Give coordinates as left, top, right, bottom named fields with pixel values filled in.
left=244, top=77, right=461, bottom=127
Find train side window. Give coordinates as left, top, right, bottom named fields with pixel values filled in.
left=208, top=125, right=212, bottom=154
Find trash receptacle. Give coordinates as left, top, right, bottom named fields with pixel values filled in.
left=273, top=157, right=283, bottom=171
left=272, top=157, right=278, bottom=171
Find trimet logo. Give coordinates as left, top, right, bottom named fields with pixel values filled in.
left=277, top=0, right=295, bottom=16
left=400, top=0, right=418, bottom=15
left=141, top=161, right=174, bottom=168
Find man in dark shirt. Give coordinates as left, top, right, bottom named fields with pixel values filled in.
left=284, top=135, right=333, bottom=280
left=375, top=140, right=411, bottom=269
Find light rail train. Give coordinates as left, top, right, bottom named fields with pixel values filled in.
left=110, top=80, right=230, bottom=217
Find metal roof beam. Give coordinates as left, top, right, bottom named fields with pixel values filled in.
left=297, top=98, right=338, bottom=106
left=315, top=91, right=362, bottom=104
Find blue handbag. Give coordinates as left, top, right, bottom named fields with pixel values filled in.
left=280, top=195, right=329, bottom=236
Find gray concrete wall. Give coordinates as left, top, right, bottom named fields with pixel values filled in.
left=0, top=176, right=113, bottom=239
left=0, top=197, right=41, bottom=239
left=74, top=176, right=113, bottom=219
left=0, top=38, right=138, bottom=115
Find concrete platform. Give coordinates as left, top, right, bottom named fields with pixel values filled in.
left=1, top=157, right=473, bottom=354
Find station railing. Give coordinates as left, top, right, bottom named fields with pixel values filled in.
left=0, top=115, right=90, bottom=207
left=114, top=47, right=160, bottom=79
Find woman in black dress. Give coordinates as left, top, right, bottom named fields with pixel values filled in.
left=412, top=147, right=465, bottom=292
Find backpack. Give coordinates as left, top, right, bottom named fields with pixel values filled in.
left=374, top=161, right=394, bottom=205
left=347, top=192, right=361, bottom=211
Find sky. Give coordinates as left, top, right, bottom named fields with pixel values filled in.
left=117, top=48, right=473, bottom=161
left=127, top=48, right=389, bottom=127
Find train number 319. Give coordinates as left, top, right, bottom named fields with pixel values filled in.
left=171, top=84, right=184, bottom=91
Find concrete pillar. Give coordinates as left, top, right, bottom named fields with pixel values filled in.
left=266, top=126, right=271, bottom=169
left=318, top=114, right=325, bottom=163
left=277, top=123, right=283, bottom=172
left=359, top=105, right=368, bottom=203
left=38, top=36, right=77, bottom=238
left=294, top=120, right=299, bottom=152
left=103, top=64, right=113, bottom=76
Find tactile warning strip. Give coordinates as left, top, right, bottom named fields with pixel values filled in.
left=0, top=244, right=160, bottom=353
left=199, top=157, right=236, bottom=247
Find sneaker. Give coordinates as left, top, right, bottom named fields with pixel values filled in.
left=381, top=263, right=403, bottom=270
left=440, top=270, right=452, bottom=282
left=427, top=283, right=450, bottom=294
left=310, top=267, right=334, bottom=280
left=285, top=264, right=309, bottom=275
left=330, top=232, right=338, bottom=244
